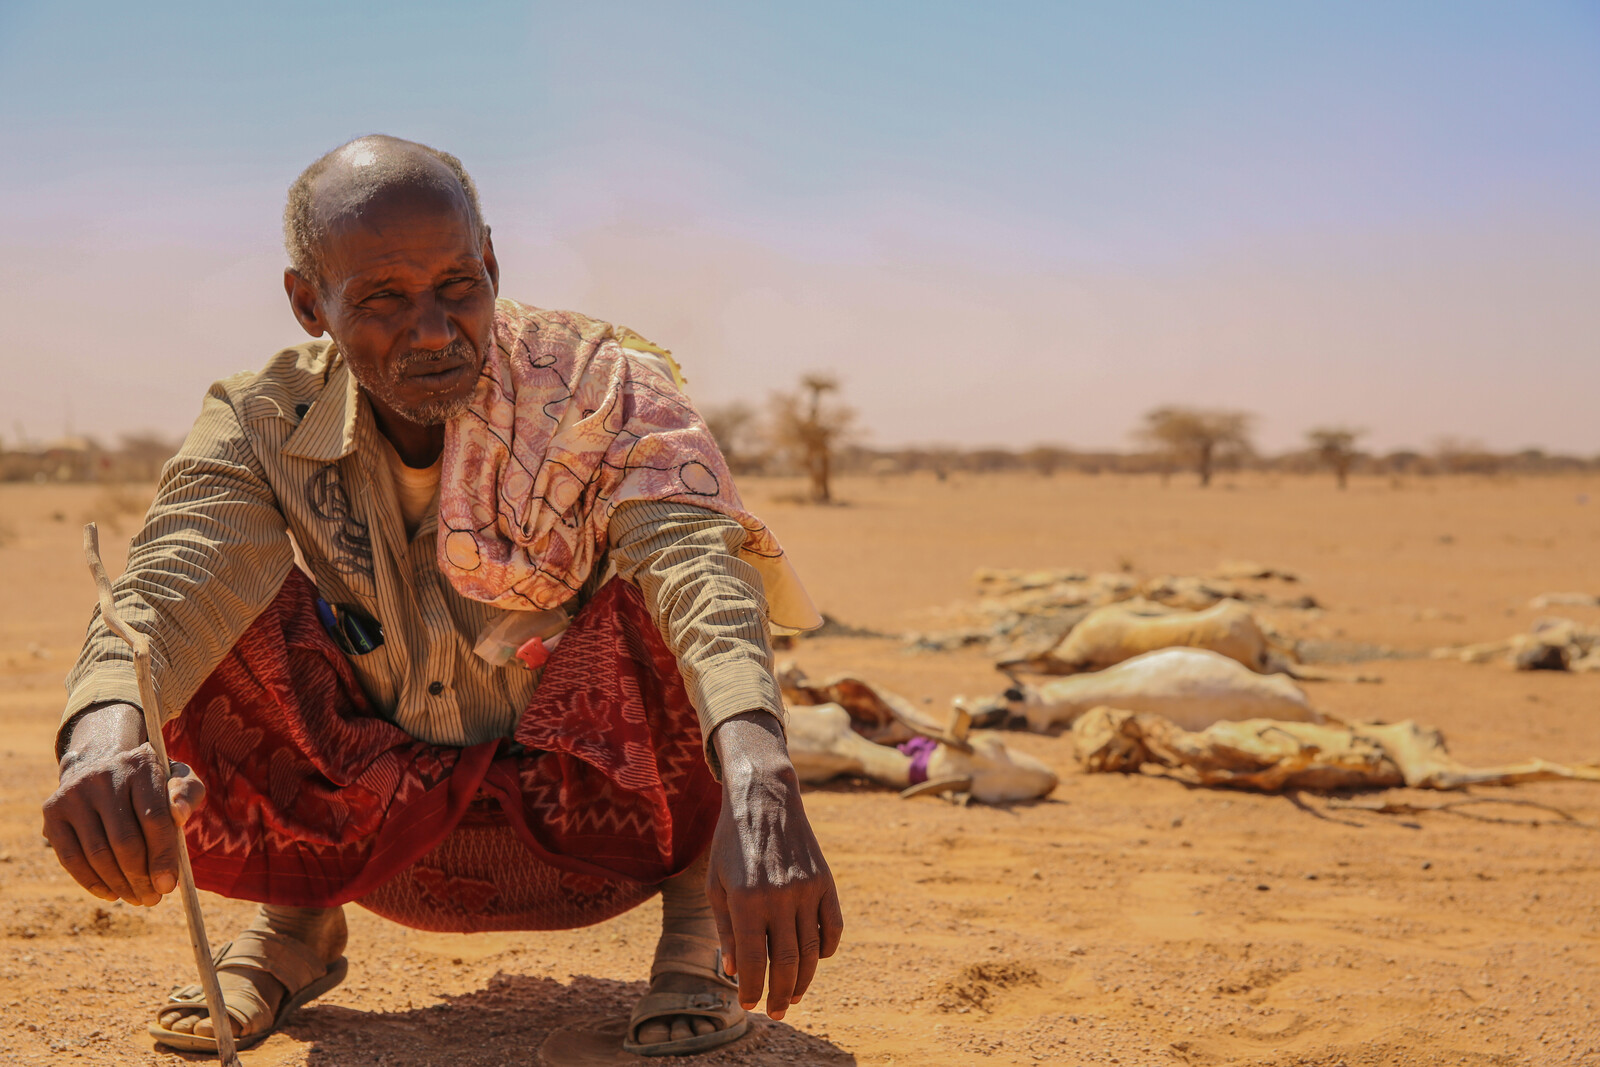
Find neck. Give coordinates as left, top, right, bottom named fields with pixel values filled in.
left=368, top=399, right=444, bottom=468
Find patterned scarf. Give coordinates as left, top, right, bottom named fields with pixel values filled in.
left=437, top=299, right=819, bottom=630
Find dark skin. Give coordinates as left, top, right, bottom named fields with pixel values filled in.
left=42, top=152, right=841, bottom=1036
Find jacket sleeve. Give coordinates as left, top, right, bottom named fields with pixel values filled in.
left=59, top=382, right=295, bottom=756
left=607, top=499, right=785, bottom=778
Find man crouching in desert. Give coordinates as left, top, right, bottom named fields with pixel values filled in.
left=41, top=134, right=842, bottom=1057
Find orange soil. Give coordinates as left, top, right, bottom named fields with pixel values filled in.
left=2, top=473, right=1599, bottom=1066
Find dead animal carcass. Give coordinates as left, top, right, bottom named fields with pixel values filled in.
left=1433, top=617, right=1600, bottom=672
left=961, top=647, right=1320, bottom=733
left=1072, top=707, right=1600, bottom=792
left=779, top=664, right=1058, bottom=804
left=999, top=598, right=1280, bottom=676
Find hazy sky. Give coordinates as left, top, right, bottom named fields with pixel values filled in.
left=2, top=2, right=1597, bottom=454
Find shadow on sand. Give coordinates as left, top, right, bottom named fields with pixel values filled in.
left=273, top=972, right=855, bottom=1066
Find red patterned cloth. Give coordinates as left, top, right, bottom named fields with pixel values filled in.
left=163, top=568, right=720, bottom=933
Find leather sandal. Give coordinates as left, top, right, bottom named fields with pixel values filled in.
left=148, top=929, right=348, bottom=1052
left=622, top=932, right=750, bottom=1057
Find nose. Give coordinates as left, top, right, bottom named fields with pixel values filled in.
left=411, top=288, right=455, bottom=352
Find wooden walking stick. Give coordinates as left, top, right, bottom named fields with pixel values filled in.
left=83, top=524, right=243, bottom=1066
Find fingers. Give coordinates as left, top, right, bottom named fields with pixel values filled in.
left=708, top=875, right=738, bottom=977
left=76, top=809, right=146, bottom=906
left=790, top=907, right=822, bottom=1005
left=41, top=818, right=115, bottom=901
left=102, top=796, right=163, bottom=905
left=732, top=906, right=768, bottom=1012
left=167, top=761, right=206, bottom=826
left=132, top=766, right=181, bottom=897
left=819, top=883, right=845, bottom=959
left=765, top=917, right=800, bottom=1020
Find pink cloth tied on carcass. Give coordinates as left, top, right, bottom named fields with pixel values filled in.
left=438, top=299, right=820, bottom=630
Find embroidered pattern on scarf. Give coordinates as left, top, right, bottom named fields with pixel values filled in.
left=436, top=299, right=814, bottom=628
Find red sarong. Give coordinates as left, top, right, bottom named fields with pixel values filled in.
left=163, top=569, right=720, bottom=933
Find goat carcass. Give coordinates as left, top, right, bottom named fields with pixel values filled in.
left=962, top=647, right=1319, bottom=733
left=1072, top=706, right=1600, bottom=792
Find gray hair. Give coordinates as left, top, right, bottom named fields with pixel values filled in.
left=283, top=135, right=488, bottom=285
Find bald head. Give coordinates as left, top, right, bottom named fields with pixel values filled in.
left=283, top=135, right=488, bottom=285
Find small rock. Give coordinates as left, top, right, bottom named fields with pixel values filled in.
left=1255, top=884, right=1270, bottom=892
left=1421, top=861, right=1432, bottom=870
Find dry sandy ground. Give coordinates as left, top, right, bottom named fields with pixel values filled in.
left=3, top=473, right=1600, bottom=1066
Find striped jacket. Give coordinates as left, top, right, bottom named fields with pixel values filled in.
left=62, top=340, right=782, bottom=773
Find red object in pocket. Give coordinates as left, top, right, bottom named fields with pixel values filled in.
left=515, top=635, right=550, bottom=671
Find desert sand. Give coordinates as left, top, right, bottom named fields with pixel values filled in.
left=3, top=472, right=1600, bottom=1066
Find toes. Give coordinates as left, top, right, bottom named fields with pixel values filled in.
left=160, top=1007, right=241, bottom=1040
left=691, top=1016, right=717, bottom=1037
left=669, top=1017, right=694, bottom=1043
left=636, top=1019, right=671, bottom=1045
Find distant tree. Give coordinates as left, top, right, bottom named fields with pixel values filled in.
left=1307, top=427, right=1365, bottom=489
left=701, top=401, right=764, bottom=475
left=1023, top=445, right=1072, bottom=477
left=1137, top=407, right=1254, bottom=487
left=1433, top=436, right=1500, bottom=475
left=770, top=373, right=856, bottom=503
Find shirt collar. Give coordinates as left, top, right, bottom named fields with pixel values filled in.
left=282, top=350, right=363, bottom=462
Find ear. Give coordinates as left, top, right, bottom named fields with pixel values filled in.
left=482, top=228, right=500, bottom=296
left=284, top=269, right=329, bottom=338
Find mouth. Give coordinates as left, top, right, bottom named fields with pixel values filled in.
left=402, top=357, right=476, bottom=392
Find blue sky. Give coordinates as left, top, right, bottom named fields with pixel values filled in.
left=2, top=2, right=1597, bottom=452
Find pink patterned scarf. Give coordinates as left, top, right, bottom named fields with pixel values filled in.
left=437, top=299, right=818, bottom=629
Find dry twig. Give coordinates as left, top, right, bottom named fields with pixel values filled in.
left=84, top=524, right=242, bottom=1065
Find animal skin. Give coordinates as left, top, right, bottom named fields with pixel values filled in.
left=1000, top=598, right=1277, bottom=675
left=777, top=665, right=1060, bottom=804
left=1072, top=707, right=1600, bottom=792
left=785, top=702, right=1059, bottom=804
left=966, top=647, right=1319, bottom=733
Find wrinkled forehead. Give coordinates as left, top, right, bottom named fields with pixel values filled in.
left=313, top=178, right=479, bottom=281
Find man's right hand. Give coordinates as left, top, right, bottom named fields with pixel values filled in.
left=41, top=702, right=206, bottom=907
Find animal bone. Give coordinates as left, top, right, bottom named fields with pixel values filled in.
left=962, top=647, right=1320, bottom=733
left=1072, top=706, right=1600, bottom=793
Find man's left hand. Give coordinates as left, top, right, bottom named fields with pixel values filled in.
left=707, top=710, right=844, bottom=1020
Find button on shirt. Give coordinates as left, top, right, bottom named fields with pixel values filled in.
left=61, top=341, right=785, bottom=774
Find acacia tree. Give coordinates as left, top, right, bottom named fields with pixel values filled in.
left=1138, top=407, right=1254, bottom=487
left=770, top=373, right=855, bottom=503
left=1307, top=427, right=1364, bottom=489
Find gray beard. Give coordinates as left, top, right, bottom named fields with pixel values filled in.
left=367, top=337, right=482, bottom=426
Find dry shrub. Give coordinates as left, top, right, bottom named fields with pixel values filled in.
left=936, top=961, right=1042, bottom=1013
